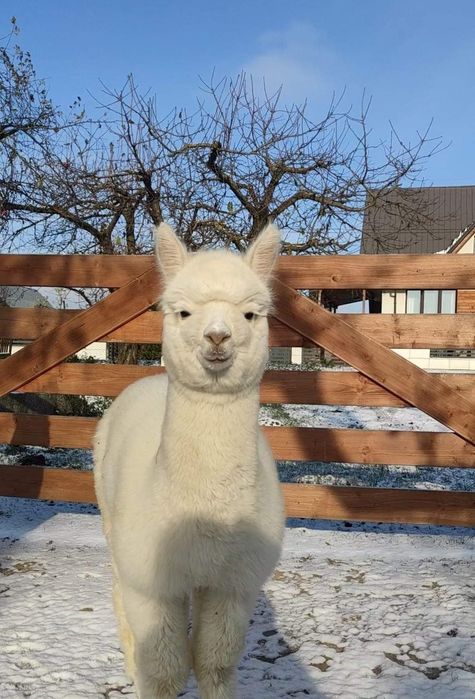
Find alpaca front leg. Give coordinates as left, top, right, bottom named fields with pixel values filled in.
left=192, top=588, right=253, bottom=699
left=123, top=587, right=190, bottom=699
left=112, top=574, right=136, bottom=680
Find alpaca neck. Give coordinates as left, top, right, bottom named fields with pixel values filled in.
left=167, top=377, right=260, bottom=408
left=159, top=378, right=261, bottom=482
left=164, top=378, right=260, bottom=437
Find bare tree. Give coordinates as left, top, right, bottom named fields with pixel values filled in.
left=0, top=32, right=442, bottom=360
left=2, top=64, right=441, bottom=255
left=185, top=75, right=441, bottom=253
left=0, top=19, right=56, bottom=144
left=0, top=18, right=58, bottom=238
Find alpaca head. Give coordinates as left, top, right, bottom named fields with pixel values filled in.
left=155, top=223, right=281, bottom=394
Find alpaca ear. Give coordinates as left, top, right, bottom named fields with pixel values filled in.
left=245, top=224, right=281, bottom=282
left=154, top=223, right=188, bottom=282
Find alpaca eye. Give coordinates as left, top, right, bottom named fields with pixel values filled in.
left=179, top=311, right=191, bottom=318
left=244, top=312, right=255, bottom=321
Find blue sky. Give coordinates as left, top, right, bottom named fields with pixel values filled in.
left=2, top=0, right=474, bottom=185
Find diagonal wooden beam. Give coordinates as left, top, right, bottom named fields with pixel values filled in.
left=0, top=268, right=161, bottom=398
left=1, top=261, right=473, bottom=444
left=272, top=279, right=475, bottom=446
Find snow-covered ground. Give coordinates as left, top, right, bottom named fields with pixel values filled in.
left=0, top=498, right=474, bottom=699
left=0, top=367, right=474, bottom=696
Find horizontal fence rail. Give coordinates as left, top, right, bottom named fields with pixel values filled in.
left=0, top=254, right=156, bottom=288
left=1, top=307, right=474, bottom=349
left=0, top=251, right=474, bottom=527
left=0, top=465, right=473, bottom=528
left=13, top=364, right=475, bottom=405
left=0, top=414, right=474, bottom=467
left=0, top=253, right=474, bottom=289
left=283, top=483, right=475, bottom=527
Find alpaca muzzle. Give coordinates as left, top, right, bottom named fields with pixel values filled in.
left=199, top=345, right=234, bottom=372
left=203, top=322, right=232, bottom=348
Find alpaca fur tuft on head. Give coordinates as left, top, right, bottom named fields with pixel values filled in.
left=94, top=223, right=285, bottom=699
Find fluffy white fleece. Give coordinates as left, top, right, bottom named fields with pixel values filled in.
left=94, top=223, right=285, bottom=699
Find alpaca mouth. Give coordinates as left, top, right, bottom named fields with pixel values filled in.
left=200, top=351, right=233, bottom=371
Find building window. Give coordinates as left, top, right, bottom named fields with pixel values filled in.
left=423, top=290, right=438, bottom=314
left=440, top=290, right=456, bottom=313
left=406, top=290, right=456, bottom=314
left=430, top=349, right=475, bottom=358
left=406, top=290, right=421, bottom=314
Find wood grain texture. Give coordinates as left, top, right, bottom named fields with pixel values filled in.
left=272, top=279, right=475, bottom=445
left=260, top=370, right=475, bottom=406
left=0, top=268, right=161, bottom=398
left=17, top=364, right=166, bottom=397
left=336, top=314, right=475, bottom=349
left=0, top=465, right=472, bottom=527
left=1, top=307, right=474, bottom=349
left=282, top=483, right=475, bottom=527
left=0, top=414, right=97, bottom=448
left=457, top=290, right=475, bottom=313
left=0, top=465, right=96, bottom=503
left=0, top=307, right=163, bottom=343
left=266, top=426, right=475, bottom=466
left=0, top=414, right=473, bottom=466
left=276, top=254, right=475, bottom=290
left=15, top=364, right=475, bottom=406
left=1, top=251, right=473, bottom=527
left=1, top=253, right=474, bottom=289
left=0, top=254, right=155, bottom=287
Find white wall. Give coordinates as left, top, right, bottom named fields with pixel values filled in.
left=11, top=341, right=107, bottom=361
left=381, top=291, right=406, bottom=314
left=458, top=236, right=474, bottom=254
left=76, top=342, right=107, bottom=360
left=392, top=348, right=475, bottom=372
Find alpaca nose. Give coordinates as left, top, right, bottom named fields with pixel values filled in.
left=204, top=325, right=231, bottom=347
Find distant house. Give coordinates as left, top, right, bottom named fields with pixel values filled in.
left=0, top=286, right=51, bottom=309
left=361, top=185, right=475, bottom=371
left=0, top=286, right=107, bottom=361
left=0, top=287, right=50, bottom=358
left=362, top=185, right=475, bottom=255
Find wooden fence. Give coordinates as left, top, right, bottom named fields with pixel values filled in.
left=0, top=253, right=474, bottom=527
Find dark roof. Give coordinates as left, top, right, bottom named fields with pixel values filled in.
left=0, top=286, right=51, bottom=308
left=361, top=185, right=475, bottom=254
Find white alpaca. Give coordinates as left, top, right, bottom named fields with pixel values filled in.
left=93, top=223, right=285, bottom=699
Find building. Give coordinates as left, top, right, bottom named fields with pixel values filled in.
left=0, top=286, right=107, bottom=361
left=361, top=185, right=475, bottom=371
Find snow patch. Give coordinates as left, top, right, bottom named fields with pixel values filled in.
left=0, top=499, right=474, bottom=698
